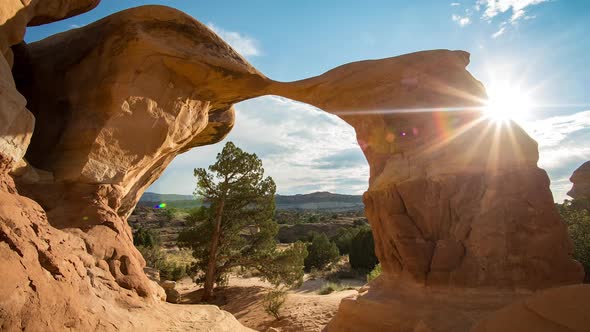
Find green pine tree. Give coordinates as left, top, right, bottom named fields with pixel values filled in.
left=178, top=141, right=306, bottom=301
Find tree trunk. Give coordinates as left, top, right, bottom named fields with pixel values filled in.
left=202, top=199, right=225, bottom=302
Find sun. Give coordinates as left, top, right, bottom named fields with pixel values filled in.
left=483, top=82, right=532, bottom=123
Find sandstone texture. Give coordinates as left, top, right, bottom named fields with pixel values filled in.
left=275, top=50, right=583, bottom=331
left=472, top=284, right=590, bottom=332
left=1, top=3, right=258, bottom=331
left=0, top=1, right=585, bottom=331
left=568, top=161, right=590, bottom=200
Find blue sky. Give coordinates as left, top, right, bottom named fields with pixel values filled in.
left=26, top=0, right=590, bottom=201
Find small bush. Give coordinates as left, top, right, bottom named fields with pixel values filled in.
left=264, top=288, right=287, bottom=320
left=159, top=261, right=187, bottom=281
left=331, top=227, right=361, bottom=255
left=317, top=282, right=352, bottom=295
left=133, top=227, right=160, bottom=248
left=353, top=218, right=368, bottom=227
left=366, top=263, right=382, bottom=283
left=557, top=199, right=590, bottom=280
left=136, top=246, right=188, bottom=281
left=304, top=233, right=340, bottom=271
left=349, top=227, right=379, bottom=272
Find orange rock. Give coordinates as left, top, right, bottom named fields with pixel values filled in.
left=568, top=161, right=590, bottom=200
left=0, top=2, right=584, bottom=331
left=472, top=285, right=590, bottom=332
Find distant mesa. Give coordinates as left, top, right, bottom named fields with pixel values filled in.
left=139, top=191, right=364, bottom=211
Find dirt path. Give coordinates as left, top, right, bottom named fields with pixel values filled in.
left=176, top=275, right=364, bottom=332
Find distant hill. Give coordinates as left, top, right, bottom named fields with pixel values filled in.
left=275, top=192, right=363, bottom=211
left=140, top=192, right=194, bottom=202
left=138, top=191, right=363, bottom=211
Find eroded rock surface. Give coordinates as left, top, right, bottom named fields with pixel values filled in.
left=275, top=51, right=583, bottom=331
left=472, top=284, right=590, bottom=332
left=568, top=161, right=590, bottom=200
left=0, top=2, right=584, bottom=331
left=1, top=4, right=257, bottom=331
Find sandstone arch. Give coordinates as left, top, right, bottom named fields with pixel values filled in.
left=0, top=3, right=584, bottom=331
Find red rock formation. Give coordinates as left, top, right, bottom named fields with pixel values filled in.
left=271, top=50, right=583, bottom=331
left=472, top=284, right=590, bottom=332
left=568, top=161, right=590, bottom=200
left=1, top=4, right=255, bottom=331
left=0, top=2, right=584, bottom=331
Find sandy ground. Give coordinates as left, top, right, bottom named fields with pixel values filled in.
left=175, top=275, right=365, bottom=332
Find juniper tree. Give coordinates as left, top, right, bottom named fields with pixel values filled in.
left=179, top=141, right=306, bottom=301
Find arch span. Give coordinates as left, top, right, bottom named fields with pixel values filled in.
left=1, top=4, right=583, bottom=331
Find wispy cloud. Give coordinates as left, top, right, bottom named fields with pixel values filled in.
left=452, top=14, right=472, bottom=27
left=492, top=25, right=507, bottom=38
left=477, top=0, right=549, bottom=22
left=149, top=96, right=368, bottom=195
left=523, top=110, right=590, bottom=201
left=478, top=0, right=550, bottom=37
left=451, top=0, right=550, bottom=37
left=207, top=23, right=261, bottom=57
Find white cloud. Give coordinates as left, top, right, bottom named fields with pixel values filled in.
left=492, top=26, right=507, bottom=38
left=450, top=1, right=549, bottom=38
left=477, top=0, right=548, bottom=22
left=206, top=23, right=261, bottom=57
left=149, top=96, right=369, bottom=195
left=475, top=0, right=549, bottom=37
left=452, top=14, right=472, bottom=27
left=523, top=111, right=590, bottom=148
left=522, top=110, right=590, bottom=202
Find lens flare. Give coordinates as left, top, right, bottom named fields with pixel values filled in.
left=483, top=80, right=532, bottom=123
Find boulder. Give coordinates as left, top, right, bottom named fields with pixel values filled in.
left=165, top=288, right=182, bottom=304
left=160, top=280, right=176, bottom=290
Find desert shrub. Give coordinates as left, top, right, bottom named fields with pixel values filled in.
left=331, top=227, right=361, bottom=255
left=264, top=288, right=287, bottom=320
left=304, top=233, right=340, bottom=271
left=136, top=245, right=188, bottom=281
left=163, top=207, right=178, bottom=222
left=137, top=245, right=164, bottom=267
left=353, top=218, right=368, bottom=227
left=557, top=199, right=590, bottom=279
left=133, top=227, right=160, bottom=248
left=366, top=263, right=382, bottom=282
left=317, top=282, right=352, bottom=295
left=325, top=269, right=361, bottom=282
left=349, top=227, right=379, bottom=271
left=159, top=260, right=187, bottom=281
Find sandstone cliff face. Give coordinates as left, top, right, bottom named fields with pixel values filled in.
left=1, top=3, right=257, bottom=331
left=568, top=161, right=590, bottom=200
left=275, top=50, right=581, bottom=288
left=273, top=50, right=583, bottom=331
left=0, top=2, right=585, bottom=331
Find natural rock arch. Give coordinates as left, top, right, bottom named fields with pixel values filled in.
left=0, top=3, right=585, bottom=331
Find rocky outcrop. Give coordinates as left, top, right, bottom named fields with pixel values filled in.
left=0, top=2, right=584, bottom=331
left=568, top=161, right=590, bottom=200
left=8, top=5, right=272, bottom=302
left=275, top=51, right=583, bottom=330
left=1, top=4, right=256, bottom=331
